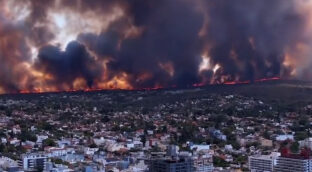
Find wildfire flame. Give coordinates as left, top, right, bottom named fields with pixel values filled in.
left=13, top=77, right=281, bottom=95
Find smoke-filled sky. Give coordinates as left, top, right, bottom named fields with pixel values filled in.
left=1, top=0, right=312, bottom=93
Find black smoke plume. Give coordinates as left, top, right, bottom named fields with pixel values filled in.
left=0, top=0, right=310, bottom=92
left=204, top=0, right=306, bottom=81
left=35, top=41, right=101, bottom=89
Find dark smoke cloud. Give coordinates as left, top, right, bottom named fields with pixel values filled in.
left=83, top=0, right=204, bottom=88
left=35, top=41, right=102, bottom=89
left=77, top=18, right=124, bottom=58
left=204, top=0, right=306, bottom=81
left=75, top=0, right=204, bottom=88
left=0, top=11, right=35, bottom=92
left=0, top=0, right=310, bottom=92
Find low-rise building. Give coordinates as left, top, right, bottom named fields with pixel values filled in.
left=299, top=138, right=312, bottom=150
left=260, top=138, right=273, bottom=147
left=193, top=157, right=213, bottom=172
left=275, top=135, right=294, bottom=142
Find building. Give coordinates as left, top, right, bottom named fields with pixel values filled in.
left=190, top=145, right=210, bottom=152
left=45, top=147, right=73, bottom=158
left=249, top=153, right=280, bottom=172
left=19, top=153, right=48, bottom=171
left=149, top=158, right=194, bottom=172
left=167, top=145, right=178, bottom=157
left=0, top=156, right=18, bottom=169
left=209, top=129, right=227, bottom=141
left=274, top=148, right=312, bottom=172
left=193, top=157, right=213, bottom=172
left=149, top=145, right=193, bottom=172
left=260, top=138, right=273, bottom=147
left=274, top=157, right=312, bottom=172
left=299, top=138, right=312, bottom=150
left=275, top=135, right=294, bottom=142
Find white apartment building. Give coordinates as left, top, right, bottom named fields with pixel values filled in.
left=249, top=152, right=280, bottom=172
left=274, top=156, right=312, bottom=172
left=19, top=153, right=48, bottom=171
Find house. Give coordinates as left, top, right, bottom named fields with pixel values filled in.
left=1, top=138, right=7, bottom=144
left=126, top=140, right=143, bottom=149
left=36, top=135, right=49, bottom=144
left=275, top=135, right=294, bottom=142
left=93, top=137, right=105, bottom=146
left=12, top=125, right=21, bottom=134
left=9, top=138, right=20, bottom=146
left=190, top=144, right=210, bottom=152
left=84, top=147, right=99, bottom=155
left=57, top=139, right=72, bottom=148
left=45, top=147, right=74, bottom=158
left=135, top=129, right=144, bottom=136
left=210, top=128, right=227, bottom=141
left=260, top=138, right=273, bottom=147
left=299, top=137, right=312, bottom=150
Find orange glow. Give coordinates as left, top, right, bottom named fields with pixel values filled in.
left=97, top=73, right=133, bottom=90
left=159, top=62, right=175, bottom=77
left=136, top=73, right=153, bottom=83
left=193, top=83, right=205, bottom=87
left=248, top=37, right=256, bottom=50
left=10, top=76, right=282, bottom=95
left=224, top=77, right=280, bottom=85
left=73, top=78, right=88, bottom=90
left=224, top=81, right=250, bottom=85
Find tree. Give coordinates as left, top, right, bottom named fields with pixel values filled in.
left=236, top=155, right=247, bottom=164
left=213, top=156, right=229, bottom=167
left=89, top=143, right=97, bottom=148
left=140, top=135, right=146, bottom=146
left=290, top=142, right=299, bottom=153
left=53, top=158, right=63, bottom=164
left=101, top=116, right=110, bottom=123
left=43, top=138, right=56, bottom=147
left=231, top=140, right=241, bottom=150
left=19, top=130, right=37, bottom=142
left=39, top=122, right=53, bottom=131
left=295, top=131, right=308, bottom=141
left=263, top=130, right=270, bottom=140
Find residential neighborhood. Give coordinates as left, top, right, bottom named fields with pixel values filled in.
left=0, top=84, right=310, bottom=171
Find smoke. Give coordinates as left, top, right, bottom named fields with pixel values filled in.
left=0, top=4, right=34, bottom=92
left=108, top=0, right=204, bottom=87
left=204, top=0, right=307, bottom=82
left=0, top=0, right=311, bottom=93
left=35, top=41, right=102, bottom=89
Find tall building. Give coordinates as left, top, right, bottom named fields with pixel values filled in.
left=248, top=153, right=280, bottom=172
left=167, top=145, right=178, bottom=157
left=149, top=158, right=194, bottom=172
left=274, top=157, right=312, bottom=172
left=149, top=145, right=193, bottom=172
left=19, top=153, right=48, bottom=171
left=274, top=148, right=312, bottom=172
